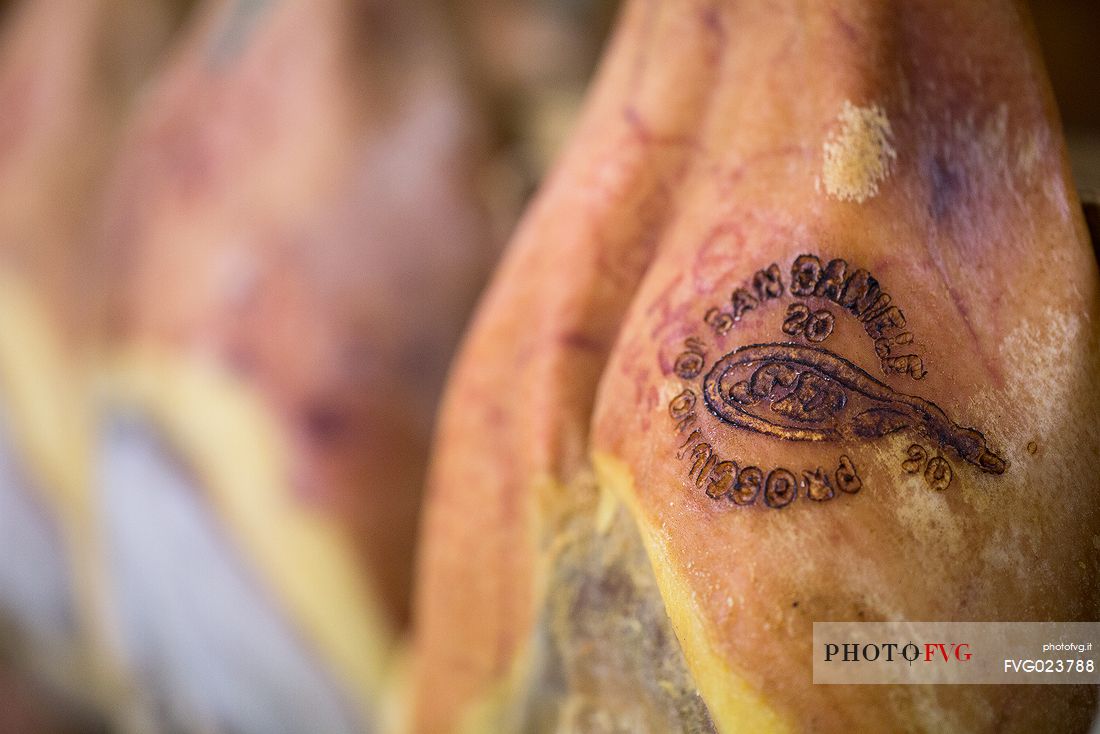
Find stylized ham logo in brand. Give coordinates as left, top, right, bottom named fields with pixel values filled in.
left=702, top=342, right=1006, bottom=475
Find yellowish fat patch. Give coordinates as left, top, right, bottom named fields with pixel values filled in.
left=0, top=274, right=88, bottom=508
left=821, top=100, right=897, bottom=203
left=592, top=451, right=792, bottom=734
left=101, top=348, right=394, bottom=722
left=594, top=479, right=619, bottom=534
left=0, top=275, right=121, bottom=706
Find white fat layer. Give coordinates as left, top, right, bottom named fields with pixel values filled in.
left=0, top=404, right=74, bottom=669
left=98, top=415, right=368, bottom=734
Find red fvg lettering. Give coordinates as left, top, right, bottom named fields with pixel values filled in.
left=925, top=643, right=971, bottom=662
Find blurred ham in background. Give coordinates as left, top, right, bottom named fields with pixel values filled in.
left=89, top=0, right=503, bottom=731
left=0, top=1, right=186, bottom=731
left=0, top=0, right=1092, bottom=732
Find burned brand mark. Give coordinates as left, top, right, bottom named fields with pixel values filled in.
left=665, top=252, right=1006, bottom=509
left=901, top=443, right=954, bottom=491
left=701, top=343, right=1005, bottom=474
left=669, top=388, right=862, bottom=509
left=704, top=253, right=926, bottom=380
